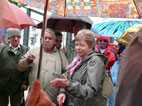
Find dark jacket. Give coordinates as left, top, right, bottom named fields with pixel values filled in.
left=65, top=51, right=107, bottom=106
left=0, top=43, right=29, bottom=95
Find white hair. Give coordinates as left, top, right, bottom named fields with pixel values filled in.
left=45, top=28, right=56, bottom=40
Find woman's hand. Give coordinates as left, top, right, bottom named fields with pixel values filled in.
left=57, top=93, right=66, bottom=106
left=26, top=80, right=55, bottom=106
left=50, top=74, right=68, bottom=88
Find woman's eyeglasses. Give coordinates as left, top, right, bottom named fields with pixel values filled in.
left=99, top=39, right=107, bottom=42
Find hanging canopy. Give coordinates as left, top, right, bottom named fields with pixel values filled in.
left=12, top=0, right=142, bottom=18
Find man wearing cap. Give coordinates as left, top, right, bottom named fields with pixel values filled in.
left=0, top=28, right=29, bottom=106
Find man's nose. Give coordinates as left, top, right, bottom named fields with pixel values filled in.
left=14, top=36, right=19, bottom=40
left=45, top=38, right=49, bottom=42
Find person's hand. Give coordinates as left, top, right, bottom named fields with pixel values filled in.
left=57, top=93, right=66, bottom=105
left=21, top=84, right=28, bottom=91
left=27, top=53, right=36, bottom=64
left=26, top=80, right=56, bottom=106
left=50, top=74, right=68, bottom=88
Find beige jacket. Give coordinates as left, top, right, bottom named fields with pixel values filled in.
left=17, top=47, right=69, bottom=105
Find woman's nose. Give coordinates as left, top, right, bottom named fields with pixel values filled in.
left=76, top=45, right=81, bottom=50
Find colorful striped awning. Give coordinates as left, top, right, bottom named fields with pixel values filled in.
left=11, top=0, right=142, bottom=18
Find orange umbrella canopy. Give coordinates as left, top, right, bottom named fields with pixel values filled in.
left=12, top=0, right=142, bottom=18
left=0, top=0, right=36, bottom=29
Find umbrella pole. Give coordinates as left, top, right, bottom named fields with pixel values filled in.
left=133, top=0, right=141, bottom=18
left=37, top=0, right=49, bottom=80
left=64, top=0, right=66, bottom=16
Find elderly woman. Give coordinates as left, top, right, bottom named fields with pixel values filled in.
left=50, top=29, right=107, bottom=106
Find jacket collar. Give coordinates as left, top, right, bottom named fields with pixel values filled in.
left=7, top=43, right=24, bottom=55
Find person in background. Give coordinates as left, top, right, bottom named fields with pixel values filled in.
left=0, top=28, right=29, bottom=106
left=66, top=24, right=87, bottom=64
left=16, top=28, right=69, bottom=105
left=109, top=43, right=119, bottom=61
left=96, top=36, right=116, bottom=70
left=108, top=43, right=126, bottom=106
left=0, top=35, right=9, bottom=46
left=55, top=32, right=68, bottom=74
left=0, top=40, right=6, bottom=46
left=55, top=32, right=63, bottom=49
left=50, top=29, right=107, bottom=106
left=110, top=48, right=118, bottom=61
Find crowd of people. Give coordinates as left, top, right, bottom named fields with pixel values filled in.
left=0, top=24, right=141, bottom=106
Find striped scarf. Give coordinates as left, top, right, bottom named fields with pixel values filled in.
left=66, top=56, right=83, bottom=76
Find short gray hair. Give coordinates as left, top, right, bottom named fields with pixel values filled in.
left=45, top=28, right=56, bottom=40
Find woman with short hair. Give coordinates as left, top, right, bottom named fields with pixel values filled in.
left=50, top=29, right=107, bottom=106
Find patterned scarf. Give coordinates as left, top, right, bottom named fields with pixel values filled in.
left=66, top=56, right=83, bottom=76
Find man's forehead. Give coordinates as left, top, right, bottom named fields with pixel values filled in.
left=45, top=32, right=52, bottom=36
left=44, top=32, right=55, bottom=40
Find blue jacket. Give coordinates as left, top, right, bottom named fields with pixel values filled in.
left=108, top=58, right=120, bottom=106
left=110, top=58, right=120, bottom=86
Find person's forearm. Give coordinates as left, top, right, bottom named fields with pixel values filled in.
left=17, top=58, right=30, bottom=72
